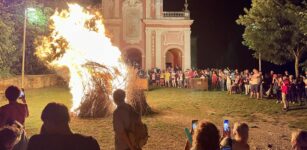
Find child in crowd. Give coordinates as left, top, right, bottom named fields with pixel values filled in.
left=178, top=71, right=184, bottom=88
left=296, top=77, right=306, bottom=105
left=211, top=71, right=218, bottom=90
left=165, top=71, right=170, bottom=87
left=281, top=76, right=290, bottom=111
left=156, top=71, right=160, bottom=87
left=160, top=71, right=165, bottom=87
left=226, top=74, right=232, bottom=94
left=273, top=76, right=282, bottom=103
left=243, top=70, right=250, bottom=95
left=288, top=75, right=297, bottom=104
left=184, top=70, right=189, bottom=88
left=171, top=70, right=176, bottom=87
left=151, top=72, right=156, bottom=86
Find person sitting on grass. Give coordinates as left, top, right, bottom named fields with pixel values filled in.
left=291, top=130, right=307, bottom=150
left=0, top=86, right=29, bottom=127
left=190, top=120, right=220, bottom=150
left=0, top=125, right=22, bottom=150
left=27, top=102, right=99, bottom=150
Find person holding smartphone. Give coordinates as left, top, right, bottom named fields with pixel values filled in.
left=184, top=120, right=220, bottom=150
left=0, top=86, right=29, bottom=127
left=221, top=121, right=250, bottom=150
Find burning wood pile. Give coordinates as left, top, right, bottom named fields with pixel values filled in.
left=126, top=68, right=152, bottom=116
left=76, top=64, right=151, bottom=117
left=35, top=4, right=151, bottom=118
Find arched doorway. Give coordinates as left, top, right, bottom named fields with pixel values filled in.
left=124, top=48, right=142, bottom=68
left=165, top=48, right=182, bottom=69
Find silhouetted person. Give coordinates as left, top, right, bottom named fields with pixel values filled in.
left=0, top=126, right=20, bottom=150
left=189, top=120, right=220, bottom=150
left=291, top=130, right=307, bottom=150
left=0, top=86, right=29, bottom=127
left=113, top=89, right=141, bottom=150
left=5, top=120, right=28, bottom=150
left=221, top=122, right=250, bottom=150
left=27, top=102, right=100, bottom=150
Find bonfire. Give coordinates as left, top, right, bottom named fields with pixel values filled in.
left=35, top=4, right=151, bottom=117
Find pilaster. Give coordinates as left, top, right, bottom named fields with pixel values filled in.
left=155, top=30, right=162, bottom=69
left=115, top=0, right=120, bottom=18
left=155, top=0, right=162, bottom=19
left=184, top=29, right=191, bottom=70
left=145, top=29, right=152, bottom=70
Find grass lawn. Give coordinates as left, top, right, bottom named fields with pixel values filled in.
left=1, top=87, right=306, bottom=149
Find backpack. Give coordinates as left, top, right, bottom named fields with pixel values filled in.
left=128, top=108, right=149, bottom=149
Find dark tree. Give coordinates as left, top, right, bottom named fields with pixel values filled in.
left=237, top=0, right=307, bottom=77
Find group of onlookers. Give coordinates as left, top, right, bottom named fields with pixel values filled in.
left=183, top=120, right=307, bottom=150
left=148, top=67, right=307, bottom=111
left=1, top=84, right=307, bottom=150
left=0, top=86, right=147, bottom=150
left=0, top=86, right=99, bottom=150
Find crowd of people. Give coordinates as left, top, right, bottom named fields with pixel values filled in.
left=147, top=67, right=307, bottom=111
left=0, top=87, right=148, bottom=150
left=183, top=120, right=307, bottom=150
left=0, top=83, right=307, bottom=149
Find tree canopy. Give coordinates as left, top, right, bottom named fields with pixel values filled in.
left=0, top=1, right=54, bottom=77
left=0, top=8, right=18, bottom=77
left=237, top=0, right=307, bottom=77
left=0, top=0, right=103, bottom=77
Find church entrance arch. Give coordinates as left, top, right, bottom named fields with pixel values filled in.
left=165, top=48, right=182, bottom=69
left=124, top=48, right=142, bottom=68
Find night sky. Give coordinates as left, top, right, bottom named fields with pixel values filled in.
left=164, top=0, right=295, bottom=73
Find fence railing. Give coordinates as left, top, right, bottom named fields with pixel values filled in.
left=162, top=11, right=186, bottom=18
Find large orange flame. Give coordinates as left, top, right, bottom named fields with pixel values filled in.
left=36, top=4, right=127, bottom=112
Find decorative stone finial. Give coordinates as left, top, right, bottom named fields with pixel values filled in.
left=184, top=0, right=188, bottom=11
left=184, top=0, right=190, bottom=19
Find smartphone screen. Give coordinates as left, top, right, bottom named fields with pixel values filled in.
left=221, top=147, right=232, bottom=150
left=223, top=120, right=229, bottom=132
left=192, top=120, right=198, bottom=130
left=19, top=91, right=24, bottom=98
left=19, top=88, right=25, bottom=98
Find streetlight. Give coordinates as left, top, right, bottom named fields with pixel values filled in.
left=21, top=7, right=37, bottom=88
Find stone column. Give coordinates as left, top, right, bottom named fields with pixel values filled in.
left=155, top=0, right=162, bottom=19
left=145, top=29, right=152, bottom=70
left=184, top=29, right=191, bottom=70
left=142, top=55, right=145, bottom=70
left=155, top=30, right=162, bottom=69
left=115, top=0, right=120, bottom=18
left=146, top=0, right=151, bottom=18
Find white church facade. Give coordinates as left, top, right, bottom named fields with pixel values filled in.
left=101, top=0, right=193, bottom=70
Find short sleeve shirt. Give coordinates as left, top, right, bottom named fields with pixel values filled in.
left=0, top=102, right=28, bottom=127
